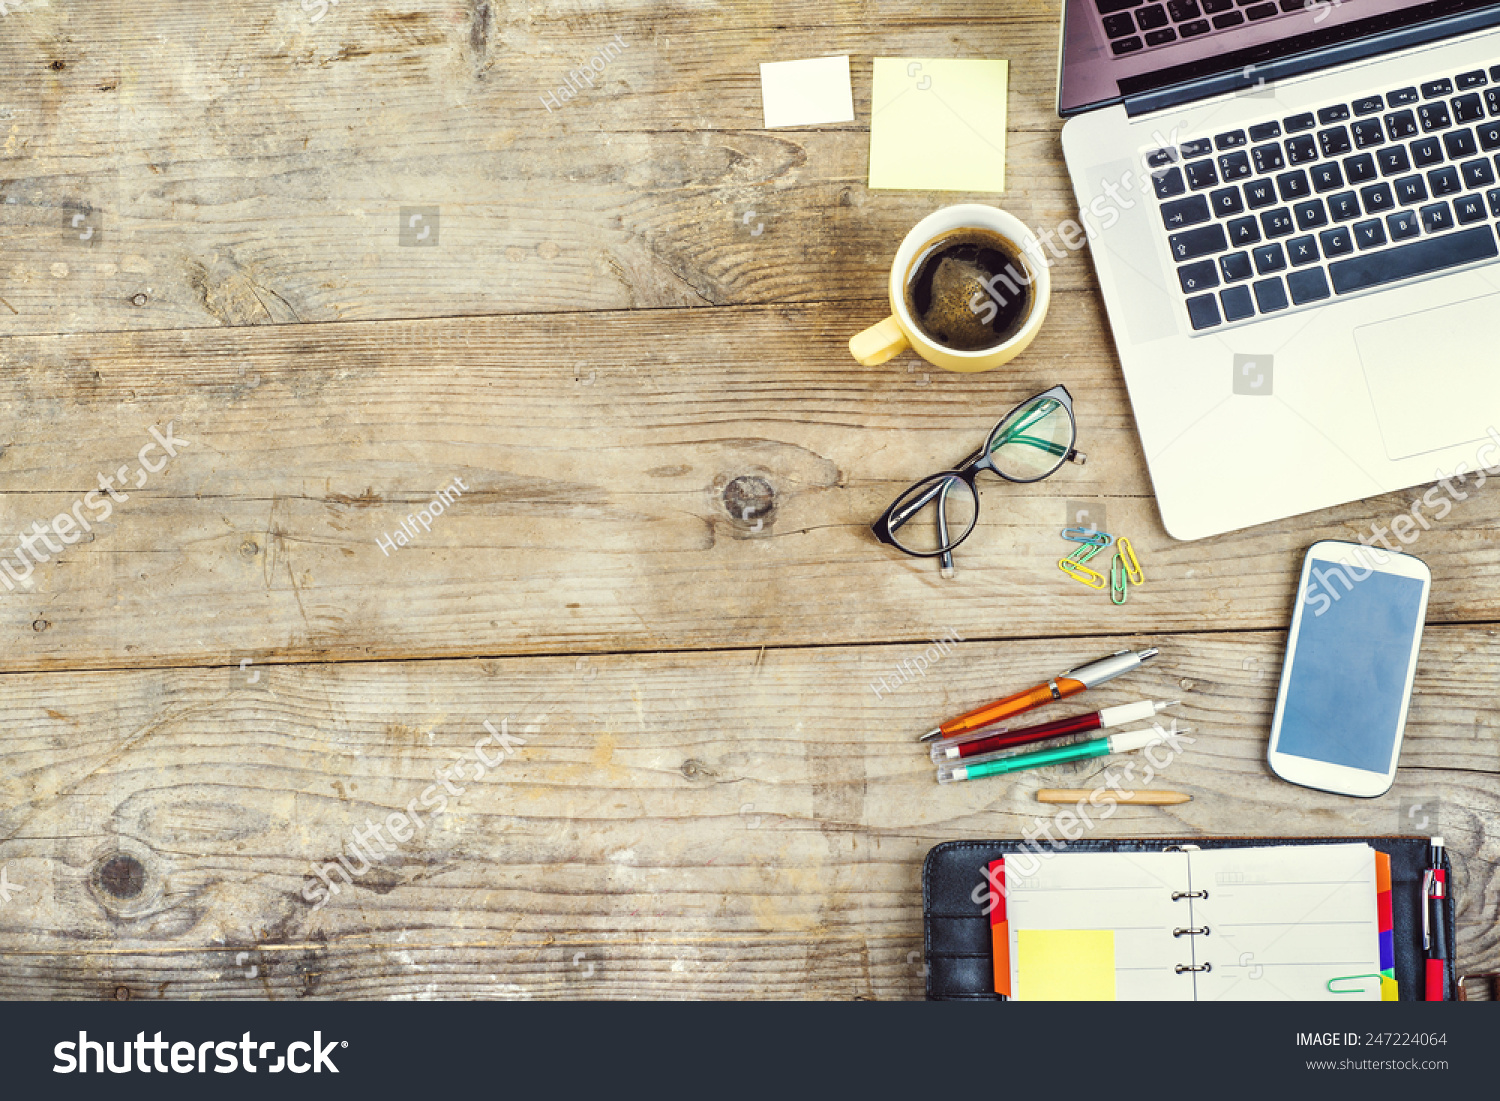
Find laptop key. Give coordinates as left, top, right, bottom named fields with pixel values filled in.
left=1145, top=26, right=1177, bottom=44
left=1103, top=13, right=1137, bottom=35
left=1185, top=159, right=1219, bottom=188
left=1418, top=102, right=1452, bottom=131
left=1422, top=79, right=1454, bottom=99
left=1096, top=0, right=1143, bottom=11
left=1343, top=153, right=1378, bottom=183
left=1246, top=2, right=1277, bottom=17
left=1178, top=18, right=1211, bottom=35
left=1178, top=259, right=1220, bottom=293
left=1453, top=93, right=1485, bottom=124
left=1211, top=187, right=1245, bottom=216
left=1393, top=175, right=1427, bottom=205
left=1201, top=0, right=1232, bottom=10
left=1457, top=70, right=1488, bottom=90
left=1252, top=144, right=1285, bottom=174
left=1220, top=251, right=1253, bottom=281
left=1248, top=121, right=1282, bottom=141
left=1287, top=235, right=1320, bottom=265
left=1384, top=110, right=1418, bottom=140
left=1388, top=87, right=1419, bottom=107
left=1284, top=112, right=1316, bottom=133
left=1287, top=267, right=1331, bottom=304
left=1311, top=162, right=1344, bottom=192
left=1352, top=219, right=1387, bottom=249
left=1455, top=193, right=1487, bottom=224
left=1359, top=182, right=1394, bottom=213
left=1227, top=216, right=1261, bottom=247
left=1253, top=243, right=1286, bottom=274
left=1329, top=224, right=1497, bottom=293
left=1180, top=138, right=1214, bottom=158
left=1377, top=146, right=1410, bottom=175
left=1480, top=121, right=1500, bottom=150
left=1429, top=166, right=1461, bottom=196
left=1411, top=136, right=1444, bottom=166
left=1167, top=0, right=1201, bottom=17
left=1353, top=95, right=1385, bottom=116
left=1153, top=166, right=1186, bottom=197
left=1276, top=169, right=1310, bottom=200
left=1285, top=134, right=1318, bottom=164
left=1261, top=207, right=1295, bottom=237
left=1317, top=105, right=1351, bottom=125
left=1162, top=195, right=1211, bottom=228
left=1462, top=158, right=1496, bottom=188
left=1220, top=284, right=1255, bottom=321
left=1386, top=209, right=1420, bottom=240
left=1219, top=150, right=1252, bottom=179
left=1444, top=128, right=1478, bottom=159
left=1327, top=190, right=1360, bottom=221
left=1294, top=198, right=1327, bottom=229
left=1487, top=88, right=1500, bottom=116
left=1185, top=294, right=1222, bottom=330
left=1243, top=178, right=1277, bottom=208
left=1420, top=201, right=1454, bottom=233
left=1136, top=3, right=1170, bottom=28
left=1351, top=119, right=1385, bottom=149
left=1215, top=130, right=1247, bottom=150
left=1318, top=126, right=1351, bottom=157
left=1212, top=10, right=1244, bottom=26
left=1253, top=277, right=1289, bottom=312
left=1112, top=36, right=1144, bottom=54
left=1319, top=226, right=1354, bottom=256
left=1487, top=188, right=1500, bottom=215
left=1169, top=223, right=1228, bottom=261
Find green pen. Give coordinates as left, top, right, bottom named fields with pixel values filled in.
left=935, top=726, right=1175, bottom=784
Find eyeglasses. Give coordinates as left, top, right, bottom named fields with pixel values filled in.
left=871, top=385, right=1086, bottom=571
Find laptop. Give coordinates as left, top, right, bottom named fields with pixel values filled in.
left=1059, top=0, right=1500, bottom=539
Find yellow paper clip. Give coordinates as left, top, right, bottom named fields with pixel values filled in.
left=1066, top=542, right=1103, bottom=565
left=1111, top=552, right=1128, bottom=605
left=1117, top=536, right=1144, bottom=585
left=1059, top=558, right=1106, bottom=589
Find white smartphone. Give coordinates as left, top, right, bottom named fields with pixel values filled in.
left=1267, top=540, right=1431, bottom=798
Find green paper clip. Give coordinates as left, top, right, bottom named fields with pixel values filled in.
left=1067, top=542, right=1103, bottom=565
left=1111, top=552, right=1128, bottom=605
left=1327, top=973, right=1382, bottom=995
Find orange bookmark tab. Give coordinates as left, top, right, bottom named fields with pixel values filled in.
left=988, top=859, right=1011, bottom=996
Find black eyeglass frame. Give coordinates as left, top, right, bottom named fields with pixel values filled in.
left=870, top=384, right=1087, bottom=559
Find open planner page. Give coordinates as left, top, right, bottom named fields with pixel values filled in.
left=1189, top=844, right=1381, bottom=1002
left=1006, top=851, right=1193, bottom=1001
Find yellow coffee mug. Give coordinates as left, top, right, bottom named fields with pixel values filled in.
left=849, top=204, right=1050, bottom=372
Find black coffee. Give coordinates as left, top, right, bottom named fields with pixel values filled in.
left=902, top=228, right=1034, bottom=351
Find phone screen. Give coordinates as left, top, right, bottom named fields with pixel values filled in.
left=1278, top=559, right=1427, bottom=774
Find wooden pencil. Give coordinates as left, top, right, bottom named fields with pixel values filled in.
left=1036, top=788, right=1191, bottom=806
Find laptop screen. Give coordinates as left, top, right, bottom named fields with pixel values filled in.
left=1059, top=0, right=1500, bottom=115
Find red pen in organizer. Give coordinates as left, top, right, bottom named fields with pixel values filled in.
left=1424, top=837, right=1449, bottom=1001
left=931, top=699, right=1178, bottom=762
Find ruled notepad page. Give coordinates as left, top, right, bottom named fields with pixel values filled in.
left=1190, top=844, right=1381, bottom=1002
left=1006, top=851, right=1194, bottom=1001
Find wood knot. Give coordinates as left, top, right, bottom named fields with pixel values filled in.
left=723, top=476, right=774, bottom=529
left=239, top=539, right=260, bottom=559
left=114, top=986, right=131, bottom=1001
left=32, top=619, right=49, bottom=632
left=681, top=758, right=717, bottom=781
left=130, top=293, right=148, bottom=307
left=50, top=60, right=66, bottom=71
left=97, top=854, right=146, bottom=899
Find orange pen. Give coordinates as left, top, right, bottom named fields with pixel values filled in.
left=917, top=647, right=1159, bottom=742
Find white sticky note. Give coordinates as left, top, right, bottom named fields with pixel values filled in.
left=759, top=56, right=855, bottom=129
left=869, top=58, right=1009, bottom=192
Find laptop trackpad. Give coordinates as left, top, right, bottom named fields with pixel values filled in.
left=1355, top=295, right=1500, bottom=460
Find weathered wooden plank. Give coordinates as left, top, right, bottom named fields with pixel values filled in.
left=0, top=631, right=1493, bottom=998
left=4, top=301, right=1500, bottom=671
left=0, top=1, right=1095, bottom=336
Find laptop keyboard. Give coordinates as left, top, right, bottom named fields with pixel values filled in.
left=1099, top=0, right=1312, bottom=56
left=1152, top=64, right=1500, bottom=331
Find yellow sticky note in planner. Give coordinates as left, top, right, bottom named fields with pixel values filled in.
left=868, top=58, right=1008, bottom=192
left=1016, top=929, right=1116, bottom=1001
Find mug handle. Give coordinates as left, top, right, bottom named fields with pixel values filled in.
left=849, top=316, right=909, bottom=366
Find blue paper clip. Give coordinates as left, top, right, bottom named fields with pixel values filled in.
left=1062, top=527, right=1111, bottom=546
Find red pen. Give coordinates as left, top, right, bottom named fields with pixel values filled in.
left=1424, top=836, right=1449, bottom=1001
left=931, top=699, right=1178, bottom=761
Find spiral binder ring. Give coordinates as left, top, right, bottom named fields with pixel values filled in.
left=1171, top=890, right=1209, bottom=900
left=1173, top=926, right=1211, bottom=937
left=1175, top=962, right=1212, bottom=973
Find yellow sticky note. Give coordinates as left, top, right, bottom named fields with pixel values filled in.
left=869, top=58, right=1008, bottom=192
left=1016, top=929, right=1116, bottom=1001
left=1381, top=976, right=1399, bottom=1001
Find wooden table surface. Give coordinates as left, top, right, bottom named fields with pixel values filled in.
left=0, top=0, right=1494, bottom=1000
